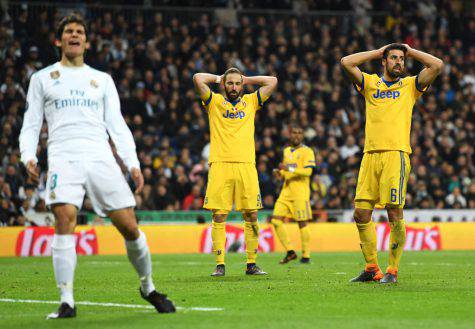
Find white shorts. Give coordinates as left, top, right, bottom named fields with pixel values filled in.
left=45, top=158, right=136, bottom=217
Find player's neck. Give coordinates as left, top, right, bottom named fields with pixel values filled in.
left=382, top=72, right=399, bottom=82
left=60, top=55, right=85, bottom=68
left=224, top=94, right=241, bottom=105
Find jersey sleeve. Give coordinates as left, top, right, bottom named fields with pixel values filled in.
left=413, top=75, right=429, bottom=99
left=353, top=72, right=372, bottom=97
left=19, top=73, right=44, bottom=164
left=201, top=90, right=216, bottom=112
left=250, top=90, right=268, bottom=111
left=303, top=148, right=316, bottom=168
left=104, top=74, right=140, bottom=171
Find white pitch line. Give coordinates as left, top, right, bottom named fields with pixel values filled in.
left=0, top=298, right=223, bottom=312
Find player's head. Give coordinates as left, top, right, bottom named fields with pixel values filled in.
left=55, top=13, right=90, bottom=59
left=382, top=44, right=407, bottom=79
left=223, top=67, right=243, bottom=101
left=290, top=124, right=304, bottom=147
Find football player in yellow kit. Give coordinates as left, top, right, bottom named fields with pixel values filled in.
left=193, top=68, right=278, bottom=276
left=341, top=44, right=443, bottom=283
left=271, top=125, right=316, bottom=264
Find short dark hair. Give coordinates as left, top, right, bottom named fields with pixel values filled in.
left=383, top=44, right=407, bottom=59
left=56, top=13, right=88, bottom=41
left=290, top=123, right=303, bottom=131
left=223, top=67, right=242, bottom=83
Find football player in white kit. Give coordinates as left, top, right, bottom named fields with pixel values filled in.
left=19, top=14, right=175, bottom=318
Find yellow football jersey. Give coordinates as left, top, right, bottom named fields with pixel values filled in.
left=203, top=90, right=266, bottom=163
left=354, top=72, right=427, bottom=154
left=279, top=145, right=316, bottom=200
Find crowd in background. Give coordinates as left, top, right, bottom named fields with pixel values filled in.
left=0, top=0, right=474, bottom=226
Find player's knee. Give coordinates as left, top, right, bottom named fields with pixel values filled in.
left=386, top=207, right=403, bottom=221
left=52, top=204, right=77, bottom=225
left=298, top=221, right=307, bottom=229
left=108, top=208, right=140, bottom=240
left=212, top=214, right=227, bottom=223
left=243, top=211, right=257, bottom=222
left=353, top=208, right=372, bottom=224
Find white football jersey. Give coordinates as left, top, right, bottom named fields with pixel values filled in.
left=19, top=62, right=140, bottom=170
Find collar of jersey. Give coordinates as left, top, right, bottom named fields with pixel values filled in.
left=225, top=97, right=241, bottom=106
left=290, top=144, right=303, bottom=152
left=380, top=76, right=400, bottom=88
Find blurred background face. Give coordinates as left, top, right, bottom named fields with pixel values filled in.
left=290, top=127, right=304, bottom=147
left=224, top=73, right=243, bottom=101
left=383, top=49, right=405, bottom=79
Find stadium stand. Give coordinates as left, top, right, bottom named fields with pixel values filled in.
left=0, top=0, right=473, bottom=226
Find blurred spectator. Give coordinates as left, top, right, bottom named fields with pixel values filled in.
left=445, top=187, right=467, bottom=209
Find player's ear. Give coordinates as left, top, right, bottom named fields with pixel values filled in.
left=85, top=41, right=91, bottom=50
left=54, top=39, right=62, bottom=48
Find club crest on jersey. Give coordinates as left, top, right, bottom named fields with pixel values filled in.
left=50, top=71, right=60, bottom=79
left=373, top=89, right=400, bottom=99
left=90, top=80, right=99, bottom=88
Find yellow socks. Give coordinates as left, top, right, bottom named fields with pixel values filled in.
left=356, top=221, right=378, bottom=266
left=211, top=221, right=226, bottom=265
left=300, top=225, right=310, bottom=258
left=244, top=222, right=259, bottom=264
left=271, top=218, right=293, bottom=251
left=388, top=219, right=406, bottom=273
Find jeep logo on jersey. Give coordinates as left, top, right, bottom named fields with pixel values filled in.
left=223, top=109, right=246, bottom=119
left=373, top=89, right=401, bottom=99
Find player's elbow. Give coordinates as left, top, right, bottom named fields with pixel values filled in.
left=192, top=73, right=201, bottom=85
left=270, top=76, right=278, bottom=88
left=340, top=56, right=350, bottom=68
left=434, top=59, right=444, bottom=74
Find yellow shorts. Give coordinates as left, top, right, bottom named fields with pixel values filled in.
left=204, top=162, right=262, bottom=213
left=273, top=198, right=312, bottom=221
left=355, top=151, right=411, bottom=210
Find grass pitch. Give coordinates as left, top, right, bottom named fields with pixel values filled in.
left=0, top=251, right=473, bottom=329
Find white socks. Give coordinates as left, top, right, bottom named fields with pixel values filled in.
left=125, top=230, right=156, bottom=295
left=52, top=234, right=77, bottom=308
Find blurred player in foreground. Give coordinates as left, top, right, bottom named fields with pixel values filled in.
left=341, top=43, right=443, bottom=283
left=193, top=68, right=277, bottom=276
left=271, top=125, right=316, bottom=264
left=19, top=14, right=175, bottom=318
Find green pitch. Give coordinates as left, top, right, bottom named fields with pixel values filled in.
left=0, top=251, right=473, bottom=329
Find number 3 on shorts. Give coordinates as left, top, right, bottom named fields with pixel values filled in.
left=50, top=173, right=58, bottom=190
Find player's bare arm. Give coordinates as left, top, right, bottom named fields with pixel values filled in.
left=192, top=73, right=221, bottom=100
left=402, top=44, right=444, bottom=89
left=340, top=45, right=388, bottom=86
left=242, top=75, right=278, bottom=99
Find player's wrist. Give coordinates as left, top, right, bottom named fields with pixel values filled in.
left=215, top=75, right=222, bottom=84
